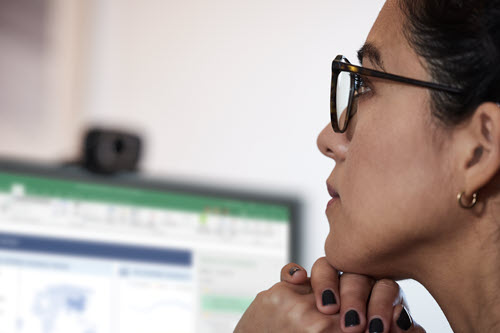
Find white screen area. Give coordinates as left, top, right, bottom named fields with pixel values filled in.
left=0, top=171, right=291, bottom=333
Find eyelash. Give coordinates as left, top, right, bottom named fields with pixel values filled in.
left=354, top=76, right=373, bottom=99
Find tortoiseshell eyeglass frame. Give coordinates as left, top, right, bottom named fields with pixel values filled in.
left=330, top=55, right=463, bottom=133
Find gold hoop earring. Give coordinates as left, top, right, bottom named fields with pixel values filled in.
left=457, top=192, right=478, bottom=209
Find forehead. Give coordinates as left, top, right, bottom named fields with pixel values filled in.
left=364, top=0, right=428, bottom=80
left=370, top=0, right=401, bottom=37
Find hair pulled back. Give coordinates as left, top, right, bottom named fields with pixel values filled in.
left=399, top=0, right=500, bottom=126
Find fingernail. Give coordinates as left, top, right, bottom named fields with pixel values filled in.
left=369, top=318, right=384, bottom=333
left=321, top=290, right=336, bottom=306
left=345, top=310, right=360, bottom=327
left=396, top=306, right=412, bottom=331
left=289, top=267, right=300, bottom=276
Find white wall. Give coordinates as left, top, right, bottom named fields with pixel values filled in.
left=82, top=0, right=452, bottom=331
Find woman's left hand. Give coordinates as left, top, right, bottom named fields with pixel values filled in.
left=233, top=273, right=341, bottom=333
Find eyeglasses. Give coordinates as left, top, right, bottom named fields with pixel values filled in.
left=330, top=54, right=463, bottom=133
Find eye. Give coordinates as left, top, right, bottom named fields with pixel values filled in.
left=353, top=76, right=373, bottom=99
left=349, top=75, right=373, bottom=118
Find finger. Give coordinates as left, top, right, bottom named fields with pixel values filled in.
left=338, top=273, right=374, bottom=333
left=281, top=262, right=308, bottom=284
left=390, top=304, right=426, bottom=333
left=310, top=257, right=341, bottom=315
left=280, top=262, right=312, bottom=294
left=366, top=279, right=402, bottom=333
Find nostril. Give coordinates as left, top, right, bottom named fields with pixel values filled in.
left=326, top=148, right=336, bottom=159
left=317, top=122, right=348, bottom=161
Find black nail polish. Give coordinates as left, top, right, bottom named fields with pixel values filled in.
left=289, top=267, right=300, bottom=276
left=369, top=318, right=384, bottom=333
left=396, top=307, right=412, bottom=331
left=321, top=290, right=336, bottom=306
left=345, top=310, right=360, bottom=327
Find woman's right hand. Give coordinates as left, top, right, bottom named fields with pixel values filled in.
left=234, top=257, right=426, bottom=333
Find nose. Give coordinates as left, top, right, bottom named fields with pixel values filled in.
left=316, top=123, right=349, bottom=162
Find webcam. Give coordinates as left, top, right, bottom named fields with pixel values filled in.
left=82, top=128, right=142, bottom=174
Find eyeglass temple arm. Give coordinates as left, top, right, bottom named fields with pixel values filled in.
left=333, top=62, right=462, bottom=94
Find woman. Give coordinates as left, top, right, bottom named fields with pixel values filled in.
left=236, top=0, right=500, bottom=332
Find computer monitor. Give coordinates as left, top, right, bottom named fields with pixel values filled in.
left=0, top=160, right=299, bottom=333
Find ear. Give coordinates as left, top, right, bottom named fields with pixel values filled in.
left=454, top=102, right=500, bottom=197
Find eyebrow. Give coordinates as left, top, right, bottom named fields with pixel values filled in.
left=357, top=42, right=386, bottom=71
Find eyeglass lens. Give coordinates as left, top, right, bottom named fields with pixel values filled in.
left=336, top=71, right=352, bottom=131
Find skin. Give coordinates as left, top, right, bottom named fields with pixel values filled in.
left=236, top=3, right=428, bottom=331
left=235, top=258, right=424, bottom=333
left=237, top=0, right=500, bottom=332
left=317, top=1, right=500, bottom=332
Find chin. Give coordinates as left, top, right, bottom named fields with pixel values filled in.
left=324, top=231, right=382, bottom=277
left=324, top=231, right=412, bottom=280
left=324, top=232, right=364, bottom=274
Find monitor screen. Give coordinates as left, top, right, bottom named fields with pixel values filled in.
left=0, top=161, right=298, bottom=333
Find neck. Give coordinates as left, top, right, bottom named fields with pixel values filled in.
left=412, top=212, right=500, bottom=333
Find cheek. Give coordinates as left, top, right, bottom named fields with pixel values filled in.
left=325, top=101, right=452, bottom=274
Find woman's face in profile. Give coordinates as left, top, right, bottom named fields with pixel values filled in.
left=317, top=0, right=460, bottom=278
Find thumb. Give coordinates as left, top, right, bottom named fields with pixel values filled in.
left=280, top=262, right=308, bottom=284
left=279, top=263, right=312, bottom=294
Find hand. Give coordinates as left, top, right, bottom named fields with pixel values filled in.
left=283, top=257, right=426, bottom=333
left=234, top=270, right=342, bottom=332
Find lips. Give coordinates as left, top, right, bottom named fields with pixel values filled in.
left=326, top=183, right=340, bottom=212
left=327, top=183, right=340, bottom=199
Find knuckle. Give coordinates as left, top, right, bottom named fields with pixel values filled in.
left=340, top=287, right=368, bottom=301
left=311, top=257, right=339, bottom=289
left=270, top=293, right=281, bottom=305
left=313, top=256, right=328, bottom=267
left=270, top=281, right=286, bottom=292
left=266, top=282, right=289, bottom=305
left=256, top=290, right=270, bottom=304
left=340, top=272, right=374, bottom=289
left=340, top=274, right=373, bottom=296
left=375, top=278, right=399, bottom=291
left=287, top=301, right=309, bottom=323
left=312, top=257, right=334, bottom=275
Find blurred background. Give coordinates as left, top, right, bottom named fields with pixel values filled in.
left=0, top=0, right=451, bottom=331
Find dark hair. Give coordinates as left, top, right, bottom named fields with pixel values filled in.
left=399, top=0, right=500, bottom=126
